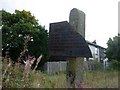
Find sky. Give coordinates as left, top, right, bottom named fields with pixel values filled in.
left=0, top=0, right=119, bottom=48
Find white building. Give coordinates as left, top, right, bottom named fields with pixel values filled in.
left=87, top=41, right=106, bottom=62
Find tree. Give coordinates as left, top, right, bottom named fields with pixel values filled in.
left=2, top=10, right=48, bottom=64
left=106, top=35, right=120, bottom=61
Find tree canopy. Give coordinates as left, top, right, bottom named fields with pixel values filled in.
left=2, top=10, right=48, bottom=63
left=106, top=35, right=120, bottom=61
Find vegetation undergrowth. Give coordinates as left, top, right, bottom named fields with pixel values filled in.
left=2, top=58, right=119, bottom=88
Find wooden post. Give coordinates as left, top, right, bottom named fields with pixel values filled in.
left=67, top=8, right=85, bottom=88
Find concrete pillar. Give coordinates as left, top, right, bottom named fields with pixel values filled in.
left=69, top=8, right=85, bottom=37
left=66, top=8, right=85, bottom=88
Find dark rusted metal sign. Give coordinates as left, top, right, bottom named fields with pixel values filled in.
left=48, top=21, right=92, bottom=58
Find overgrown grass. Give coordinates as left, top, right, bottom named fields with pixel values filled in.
left=30, top=71, right=66, bottom=88
left=2, top=58, right=119, bottom=88
left=84, top=71, right=118, bottom=88
left=30, top=70, right=118, bottom=88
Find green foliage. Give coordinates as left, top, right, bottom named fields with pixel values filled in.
left=106, top=36, right=120, bottom=61
left=93, top=61, right=103, bottom=71
left=2, top=59, right=34, bottom=88
left=109, top=60, right=120, bottom=71
left=2, top=10, right=48, bottom=63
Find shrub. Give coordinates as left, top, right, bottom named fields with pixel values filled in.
left=109, top=60, right=120, bottom=71
left=93, top=60, right=103, bottom=71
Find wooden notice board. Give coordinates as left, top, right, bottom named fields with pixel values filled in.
left=48, top=21, right=92, bottom=58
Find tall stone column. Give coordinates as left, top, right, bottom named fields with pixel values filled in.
left=66, top=8, right=85, bottom=88
left=69, top=8, right=85, bottom=37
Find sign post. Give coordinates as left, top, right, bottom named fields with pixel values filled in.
left=48, top=8, right=92, bottom=88
left=67, top=8, right=86, bottom=88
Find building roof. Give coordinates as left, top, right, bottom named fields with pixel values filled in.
left=48, top=21, right=92, bottom=58
left=86, top=40, right=106, bottom=50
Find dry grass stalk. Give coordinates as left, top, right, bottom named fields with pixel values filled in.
left=2, top=58, right=12, bottom=79
left=33, top=54, right=43, bottom=72
left=23, top=55, right=35, bottom=81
